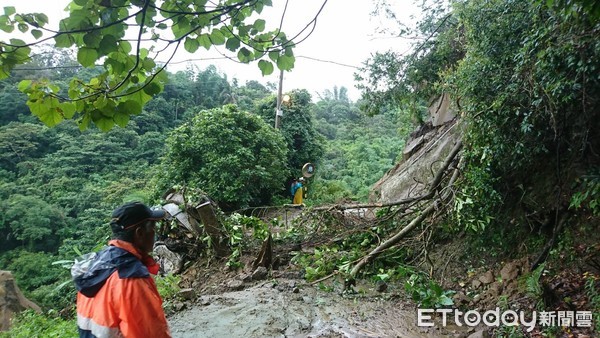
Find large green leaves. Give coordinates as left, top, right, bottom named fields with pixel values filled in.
left=276, top=55, right=295, bottom=71
left=77, top=48, right=98, bottom=67
left=184, top=37, right=200, bottom=53
left=0, top=39, right=31, bottom=79
left=3, top=0, right=297, bottom=131
left=258, top=60, right=274, bottom=75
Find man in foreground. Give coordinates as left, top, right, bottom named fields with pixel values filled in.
left=72, top=201, right=171, bottom=338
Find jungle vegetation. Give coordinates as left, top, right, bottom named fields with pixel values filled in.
left=0, top=51, right=403, bottom=313
left=0, top=0, right=599, bottom=336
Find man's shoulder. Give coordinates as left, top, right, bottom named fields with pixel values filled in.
left=102, top=246, right=150, bottom=279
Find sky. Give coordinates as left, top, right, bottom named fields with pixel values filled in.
left=2, top=0, right=420, bottom=101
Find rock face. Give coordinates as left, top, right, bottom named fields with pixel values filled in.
left=0, top=270, right=41, bottom=331
left=429, top=93, right=457, bottom=127
left=371, top=119, right=460, bottom=204
left=370, top=93, right=460, bottom=204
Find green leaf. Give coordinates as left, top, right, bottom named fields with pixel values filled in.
left=143, top=82, right=161, bottom=95
left=95, top=117, right=115, bottom=132
left=34, top=13, right=48, bottom=26
left=68, top=10, right=91, bottom=29
left=83, top=30, right=102, bottom=48
left=28, top=97, right=63, bottom=127
left=225, top=37, right=240, bottom=52
left=253, top=19, right=266, bottom=32
left=172, top=16, right=191, bottom=39
left=54, top=33, right=73, bottom=48
left=130, top=88, right=152, bottom=106
left=237, top=47, right=253, bottom=63
left=59, top=102, right=76, bottom=119
left=27, top=98, right=45, bottom=116
left=3, top=6, right=15, bottom=16
left=17, top=79, right=32, bottom=92
left=113, top=112, right=130, bottom=127
left=120, top=99, right=142, bottom=115
left=276, top=54, right=294, bottom=71
left=255, top=1, right=264, bottom=13
left=258, top=60, right=274, bottom=76
left=0, top=17, right=14, bottom=33
left=78, top=114, right=91, bottom=131
left=0, top=66, right=9, bottom=80
left=99, top=34, right=118, bottom=54
left=184, top=37, right=200, bottom=53
left=210, top=29, right=226, bottom=45
left=31, top=29, right=42, bottom=39
left=105, top=57, right=124, bottom=74
left=198, top=34, right=211, bottom=50
left=119, top=40, right=132, bottom=53
left=104, top=22, right=126, bottom=38
left=77, top=48, right=98, bottom=67
left=284, top=46, right=294, bottom=57
left=93, top=95, right=109, bottom=109
left=9, top=38, right=25, bottom=46
left=18, top=23, right=28, bottom=33
left=142, top=58, right=156, bottom=70
left=268, top=51, right=279, bottom=62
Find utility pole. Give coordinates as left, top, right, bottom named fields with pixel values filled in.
left=274, top=68, right=284, bottom=129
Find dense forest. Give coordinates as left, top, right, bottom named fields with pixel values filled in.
left=0, top=0, right=599, bottom=336
left=0, top=51, right=404, bottom=312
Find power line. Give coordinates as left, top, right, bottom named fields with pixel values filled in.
left=164, top=55, right=361, bottom=69
left=11, top=54, right=362, bottom=71
left=296, top=56, right=360, bottom=69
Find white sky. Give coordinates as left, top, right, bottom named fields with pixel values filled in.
left=1, top=0, right=420, bottom=101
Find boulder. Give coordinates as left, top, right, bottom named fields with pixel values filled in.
left=226, top=280, right=244, bottom=291
left=500, top=261, right=521, bottom=282
left=0, top=271, right=41, bottom=331
left=251, top=266, right=268, bottom=281
left=154, top=243, right=184, bottom=275
left=178, top=288, right=196, bottom=301
left=478, top=270, right=495, bottom=285
left=467, top=329, right=490, bottom=338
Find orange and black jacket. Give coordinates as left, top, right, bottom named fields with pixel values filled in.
left=73, top=240, right=171, bottom=338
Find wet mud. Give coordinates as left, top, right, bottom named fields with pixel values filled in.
left=168, top=280, right=463, bottom=338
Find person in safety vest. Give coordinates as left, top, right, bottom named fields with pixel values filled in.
left=72, top=201, right=171, bottom=338
left=289, top=178, right=298, bottom=203
left=292, top=177, right=305, bottom=205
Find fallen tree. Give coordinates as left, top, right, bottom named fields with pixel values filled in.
left=346, top=140, right=463, bottom=281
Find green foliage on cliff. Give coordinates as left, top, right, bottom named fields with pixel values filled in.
left=359, top=0, right=600, bottom=233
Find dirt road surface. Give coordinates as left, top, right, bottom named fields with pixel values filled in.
left=168, top=280, right=464, bottom=338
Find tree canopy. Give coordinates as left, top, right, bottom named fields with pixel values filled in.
left=155, top=104, right=289, bottom=210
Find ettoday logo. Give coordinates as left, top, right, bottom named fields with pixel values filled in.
left=417, top=308, right=593, bottom=332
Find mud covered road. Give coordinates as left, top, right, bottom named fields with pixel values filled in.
left=167, top=279, right=467, bottom=338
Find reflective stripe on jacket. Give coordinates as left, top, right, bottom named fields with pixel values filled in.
left=74, top=240, right=171, bottom=338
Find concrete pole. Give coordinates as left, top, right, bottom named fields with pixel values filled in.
left=274, top=68, right=284, bottom=129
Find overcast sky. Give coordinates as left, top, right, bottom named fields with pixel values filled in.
left=2, top=0, right=420, bottom=101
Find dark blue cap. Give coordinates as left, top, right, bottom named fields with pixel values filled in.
left=110, top=202, right=165, bottom=231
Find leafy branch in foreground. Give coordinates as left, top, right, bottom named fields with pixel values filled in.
left=0, top=0, right=297, bottom=131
